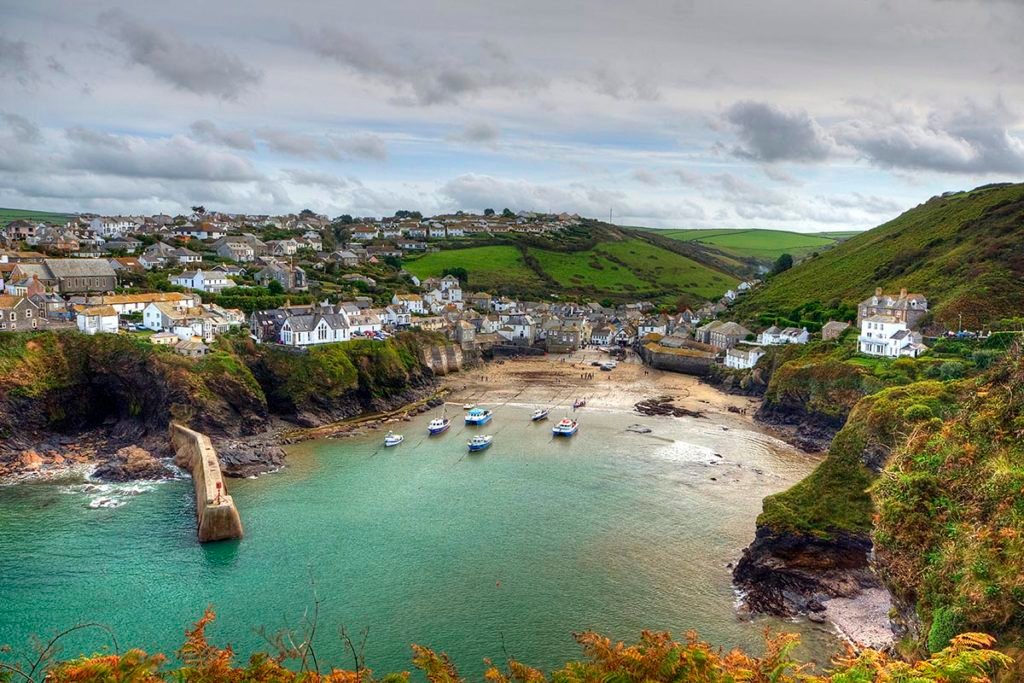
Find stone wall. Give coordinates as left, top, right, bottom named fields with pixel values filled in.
left=419, top=344, right=465, bottom=376
left=640, top=346, right=717, bottom=376
left=170, top=422, right=244, bottom=543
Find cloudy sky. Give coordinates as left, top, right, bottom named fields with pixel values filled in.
left=1, top=0, right=1023, bottom=230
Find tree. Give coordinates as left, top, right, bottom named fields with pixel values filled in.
left=770, top=253, right=794, bottom=276
left=442, top=266, right=469, bottom=283
left=191, top=206, right=206, bottom=216
left=267, top=279, right=285, bottom=295
left=502, top=208, right=515, bottom=218
left=484, top=208, right=495, bottom=216
left=334, top=214, right=354, bottom=225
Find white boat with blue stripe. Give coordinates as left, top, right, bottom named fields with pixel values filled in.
left=464, top=407, right=493, bottom=425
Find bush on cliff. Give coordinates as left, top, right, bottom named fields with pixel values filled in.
left=874, top=350, right=1024, bottom=650
left=6, top=609, right=1010, bottom=683
left=757, top=380, right=960, bottom=540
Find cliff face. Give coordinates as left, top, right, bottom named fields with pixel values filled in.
left=734, top=380, right=959, bottom=620
left=0, top=333, right=270, bottom=462
left=0, top=330, right=448, bottom=479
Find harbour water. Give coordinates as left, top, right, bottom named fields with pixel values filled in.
left=0, top=406, right=840, bottom=675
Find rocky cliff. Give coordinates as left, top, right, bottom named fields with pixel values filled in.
left=0, top=330, right=449, bottom=480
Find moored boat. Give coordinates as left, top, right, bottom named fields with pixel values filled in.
left=465, top=407, right=493, bottom=425
left=552, top=417, right=578, bottom=437
left=384, top=431, right=404, bottom=447
left=573, top=398, right=587, bottom=409
left=427, top=417, right=451, bottom=435
left=467, top=434, right=493, bottom=452
left=531, top=408, right=550, bottom=421
left=463, top=403, right=475, bottom=410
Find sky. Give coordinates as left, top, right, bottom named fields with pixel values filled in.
left=1, top=0, right=1023, bottom=230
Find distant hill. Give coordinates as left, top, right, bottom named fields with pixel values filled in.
left=404, top=220, right=743, bottom=304
left=0, top=207, right=73, bottom=226
left=734, top=183, right=1024, bottom=328
left=632, top=227, right=854, bottom=264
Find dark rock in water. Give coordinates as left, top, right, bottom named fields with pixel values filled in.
left=93, top=446, right=169, bottom=482
left=732, top=525, right=876, bottom=617
left=807, top=612, right=827, bottom=623
left=626, top=424, right=652, bottom=434
left=215, top=439, right=287, bottom=478
left=634, top=396, right=705, bottom=418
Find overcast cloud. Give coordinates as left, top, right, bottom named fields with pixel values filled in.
left=0, top=0, right=1022, bottom=229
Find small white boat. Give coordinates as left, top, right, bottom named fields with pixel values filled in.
left=552, top=418, right=578, bottom=437
left=384, top=431, right=404, bottom=447
left=531, top=408, right=550, bottom=421
left=467, top=434, right=493, bottom=452
left=465, top=408, right=493, bottom=425
left=463, top=403, right=476, bottom=410
left=428, top=417, right=451, bottom=435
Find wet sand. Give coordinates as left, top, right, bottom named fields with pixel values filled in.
left=444, top=348, right=760, bottom=418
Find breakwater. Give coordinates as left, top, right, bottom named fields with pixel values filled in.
left=169, top=422, right=243, bottom=542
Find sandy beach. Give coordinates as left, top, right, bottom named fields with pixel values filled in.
left=444, top=347, right=761, bottom=418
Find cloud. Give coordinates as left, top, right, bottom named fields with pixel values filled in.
left=439, top=173, right=705, bottom=222
left=64, top=127, right=262, bottom=181
left=254, top=128, right=387, bottom=161
left=631, top=168, right=661, bottom=186
left=835, top=100, right=1024, bottom=174
left=282, top=168, right=353, bottom=189
left=99, top=9, right=261, bottom=99
left=448, top=121, right=501, bottom=144
left=589, top=65, right=660, bottom=101
left=1, top=112, right=42, bottom=144
left=0, top=34, right=34, bottom=85
left=189, top=120, right=256, bottom=150
left=725, top=101, right=835, bottom=162
left=292, top=25, right=541, bottom=105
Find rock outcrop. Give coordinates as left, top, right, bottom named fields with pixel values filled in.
left=93, top=446, right=170, bottom=482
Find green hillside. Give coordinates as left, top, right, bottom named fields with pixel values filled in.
left=0, top=207, right=72, bottom=226
left=641, top=228, right=847, bottom=262
left=403, top=245, right=538, bottom=292
left=404, top=225, right=739, bottom=303
left=734, top=183, right=1024, bottom=329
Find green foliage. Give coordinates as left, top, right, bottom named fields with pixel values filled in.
left=928, top=606, right=963, bottom=654
left=734, top=183, right=1024, bottom=329
left=939, top=361, right=966, bottom=380
left=903, top=403, right=934, bottom=421
left=770, top=252, right=794, bottom=276
left=440, top=266, right=468, bottom=283
left=267, top=279, right=285, bottom=295
left=873, top=352, right=1024, bottom=646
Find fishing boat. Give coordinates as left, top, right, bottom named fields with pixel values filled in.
left=427, top=417, right=451, bottom=435
left=573, top=398, right=587, bottom=409
left=463, top=403, right=475, bottom=410
left=467, top=434, right=493, bottom=452
left=464, top=407, right=493, bottom=425
left=531, top=408, right=550, bottom=421
left=384, top=431, right=404, bottom=447
left=552, top=417, right=579, bottom=437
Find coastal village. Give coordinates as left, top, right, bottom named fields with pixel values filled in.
left=0, top=209, right=939, bottom=369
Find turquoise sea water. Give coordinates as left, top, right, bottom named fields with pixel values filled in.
left=0, top=407, right=839, bottom=675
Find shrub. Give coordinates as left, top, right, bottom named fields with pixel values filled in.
left=939, top=361, right=966, bottom=380
left=927, top=606, right=962, bottom=653
left=904, top=403, right=934, bottom=421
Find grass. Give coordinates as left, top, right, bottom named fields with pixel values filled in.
left=403, top=237, right=736, bottom=302
left=645, top=228, right=846, bottom=262
left=0, top=207, right=72, bottom=226
left=403, top=245, right=539, bottom=292
left=734, top=183, right=1024, bottom=328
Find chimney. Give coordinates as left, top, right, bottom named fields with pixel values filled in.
left=875, top=287, right=882, bottom=296
left=900, top=288, right=907, bottom=298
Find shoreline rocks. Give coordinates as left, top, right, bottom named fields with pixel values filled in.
left=93, top=446, right=170, bottom=482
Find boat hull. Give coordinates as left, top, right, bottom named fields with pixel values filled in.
left=465, top=414, right=493, bottom=425
left=531, top=412, right=549, bottom=422
left=428, top=423, right=450, bottom=435
left=467, top=443, right=492, bottom=452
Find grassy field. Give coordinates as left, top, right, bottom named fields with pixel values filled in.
left=404, top=236, right=738, bottom=302
left=734, top=183, right=1024, bottom=328
left=0, top=207, right=72, bottom=226
left=403, top=245, right=539, bottom=292
left=649, top=228, right=845, bottom=262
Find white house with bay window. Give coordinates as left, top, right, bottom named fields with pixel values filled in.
left=858, top=315, right=927, bottom=358
left=280, top=312, right=350, bottom=346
